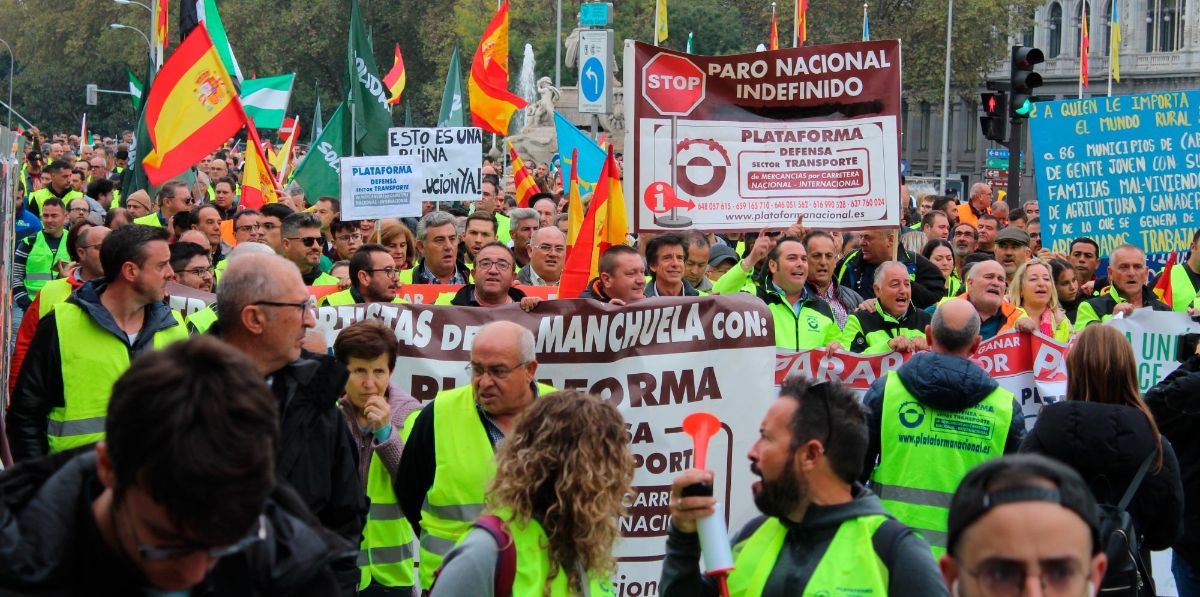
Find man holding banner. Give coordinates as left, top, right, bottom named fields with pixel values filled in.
left=1075, top=244, right=1171, bottom=327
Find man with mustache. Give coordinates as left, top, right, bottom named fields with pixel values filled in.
left=839, top=261, right=932, bottom=354
left=860, top=299, right=1026, bottom=558
left=993, top=227, right=1031, bottom=283
left=280, top=213, right=340, bottom=287
left=662, top=378, right=946, bottom=596
left=950, top=223, right=978, bottom=279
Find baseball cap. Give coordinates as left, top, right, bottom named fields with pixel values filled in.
left=994, top=226, right=1031, bottom=247
left=708, top=244, right=739, bottom=268
left=946, top=454, right=1101, bottom=556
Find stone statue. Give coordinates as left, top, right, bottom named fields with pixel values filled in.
left=565, top=28, right=582, bottom=68
left=601, top=89, right=625, bottom=132
left=524, top=77, right=560, bottom=132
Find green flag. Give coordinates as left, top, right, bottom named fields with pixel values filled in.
left=198, top=0, right=244, bottom=82
left=127, top=69, right=144, bottom=110
left=122, top=58, right=155, bottom=199
left=344, top=0, right=391, bottom=156
left=437, top=41, right=466, bottom=127
left=240, top=74, right=294, bottom=129
left=293, top=102, right=346, bottom=201
left=310, top=80, right=323, bottom=146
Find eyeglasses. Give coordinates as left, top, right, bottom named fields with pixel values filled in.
left=69, top=207, right=89, bottom=213
left=475, top=259, right=512, bottom=271
left=175, top=266, right=215, bottom=277
left=336, top=233, right=363, bottom=243
left=964, top=558, right=1087, bottom=596
left=236, top=224, right=263, bottom=232
left=366, top=267, right=399, bottom=278
left=467, top=362, right=527, bottom=380
left=129, top=505, right=269, bottom=562
left=253, top=296, right=317, bottom=312
left=534, top=244, right=566, bottom=254
left=287, top=236, right=323, bottom=247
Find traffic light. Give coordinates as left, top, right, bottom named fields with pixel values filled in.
left=979, top=92, right=1008, bottom=142
left=1010, top=45, right=1045, bottom=118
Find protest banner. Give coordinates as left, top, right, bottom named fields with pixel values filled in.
left=1029, top=91, right=1200, bottom=257
left=339, top=155, right=423, bottom=220
left=387, top=127, right=484, bottom=205
left=1103, top=309, right=1200, bottom=392
left=314, top=295, right=776, bottom=594
left=623, top=40, right=902, bottom=233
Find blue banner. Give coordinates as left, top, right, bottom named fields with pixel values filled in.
left=1029, top=91, right=1200, bottom=257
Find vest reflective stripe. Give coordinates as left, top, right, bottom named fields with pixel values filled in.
left=358, top=451, right=415, bottom=589
left=501, top=509, right=616, bottom=596
left=49, top=302, right=188, bottom=452
left=870, top=370, right=1012, bottom=557
left=726, top=515, right=890, bottom=597
left=1170, top=263, right=1198, bottom=313
left=418, top=382, right=558, bottom=590
left=23, top=233, right=63, bottom=295
left=36, top=278, right=76, bottom=319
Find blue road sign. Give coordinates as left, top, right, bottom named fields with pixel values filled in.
left=582, top=57, right=605, bottom=102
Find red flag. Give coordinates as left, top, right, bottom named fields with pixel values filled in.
left=1080, top=6, right=1090, bottom=87
left=1154, top=251, right=1177, bottom=307
left=558, top=146, right=629, bottom=299
left=770, top=12, right=779, bottom=50
left=383, top=44, right=407, bottom=105
left=508, top=141, right=539, bottom=208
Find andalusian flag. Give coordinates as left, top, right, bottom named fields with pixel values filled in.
left=468, top=0, right=527, bottom=135
left=655, top=0, right=668, bottom=44
left=345, top=0, right=391, bottom=156
left=686, top=32, right=693, bottom=53
left=559, top=146, right=628, bottom=298
left=196, top=0, right=244, bottom=82
left=1110, top=0, right=1121, bottom=82
left=292, top=102, right=345, bottom=201
left=438, top=42, right=466, bottom=127
left=141, top=27, right=247, bottom=186
left=383, top=44, right=407, bottom=105
left=240, top=123, right=279, bottom=209
left=128, top=69, right=144, bottom=110
left=508, top=141, right=538, bottom=207
left=240, top=74, right=294, bottom=129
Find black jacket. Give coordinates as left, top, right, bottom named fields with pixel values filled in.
left=0, top=449, right=350, bottom=596
left=266, top=350, right=366, bottom=594
left=835, top=247, right=946, bottom=309
left=7, top=279, right=184, bottom=462
left=1019, top=401, right=1184, bottom=552
left=844, top=304, right=932, bottom=353
left=1146, top=354, right=1200, bottom=566
left=446, top=283, right=527, bottom=306
left=408, top=256, right=471, bottom=285
left=578, top=277, right=614, bottom=302
left=861, top=351, right=1026, bottom=482
left=644, top=277, right=699, bottom=298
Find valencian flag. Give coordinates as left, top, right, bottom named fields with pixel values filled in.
left=141, top=27, right=247, bottom=187
left=241, top=122, right=280, bottom=209
left=508, top=141, right=538, bottom=207
left=469, top=0, right=527, bottom=135
left=559, top=146, right=629, bottom=299
left=384, top=44, right=407, bottom=105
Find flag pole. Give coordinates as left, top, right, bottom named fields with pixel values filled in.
left=938, top=0, right=953, bottom=196
left=653, top=0, right=660, bottom=47
left=1107, top=14, right=1114, bottom=97
left=793, top=0, right=799, bottom=47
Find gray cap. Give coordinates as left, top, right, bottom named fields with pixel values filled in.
left=708, top=244, right=740, bottom=267
left=994, top=226, right=1031, bottom=247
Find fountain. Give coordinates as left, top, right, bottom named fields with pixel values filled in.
left=512, top=44, right=537, bottom=135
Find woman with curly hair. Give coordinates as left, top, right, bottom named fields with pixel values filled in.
left=429, top=390, right=634, bottom=597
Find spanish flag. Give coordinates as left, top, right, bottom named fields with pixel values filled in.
left=559, top=146, right=629, bottom=299
left=384, top=44, right=407, bottom=105
left=770, top=12, right=779, bottom=50
left=155, top=0, right=169, bottom=64
left=270, top=126, right=297, bottom=185
left=141, top=27, right=247, bottom=186
left=1154, top=251, right=1177, bottom=306
left=1080, top=5, right=1090, bottom=87
left=796, top=0, right=807, bottom=46
left=509, top=141, right=538, bottom=208
left=240, top=123, right=279, bottom=209
left=469, top=0, right=527, bottom=135
left=565, top=148, right=585, bottom=254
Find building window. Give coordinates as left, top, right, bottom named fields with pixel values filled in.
left=1048, top=3, right=1063, bottom=58
left=1023, top=27, right=1035, bottom=47
left=1103, top=0, right=1113, bottom=55
left=1147, top=0, right=1185, bottom=52
left=1075, top=1, right=1092, bottom=56
left=920, top=102, right=930, bottom=151
left=965, top=102, right=977, bottom=152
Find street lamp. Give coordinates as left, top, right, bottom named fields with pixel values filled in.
left=110, top=23, right=153, bottom=59
left=114, top=0, right=152, bottom=12
left=0, top=38, right=12, bottom=131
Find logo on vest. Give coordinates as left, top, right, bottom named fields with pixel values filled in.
left=898, top=401, right=926, bottom=428
left=806, top=316, right=818, bottom=330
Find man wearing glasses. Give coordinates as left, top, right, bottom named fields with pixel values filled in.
left=281, top=213, right=341, bottom=287
left=133, top=180, right=195, bottom=229
left=320, top=244, right=405, bottom=306
left=216, top=253, right=367, bottom=594
left=860, top=299, right=1025, bottom=558
left=517, top=226, right=566, bottom=287
left=0, top=337, right=351, bottom=593
left=169, top=242, right=215, bottom=294
left=327, top=218, right=364, bottom=262
left=396, top=321, right=557, bottom=592
left=436, top=243, right=541, bottom=310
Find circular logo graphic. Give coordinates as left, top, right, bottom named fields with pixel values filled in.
left=898, top=401, right=926, bottom=429
left=582, top=57, right=605, bottom=102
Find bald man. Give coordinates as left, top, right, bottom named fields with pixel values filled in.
left=216, top=254, right=365, bottom=593
left=861, top=298, right=1025, bottom=556
left=956, top=183, right=993, bottom=228
left=396, top=320, right=557, bottom=591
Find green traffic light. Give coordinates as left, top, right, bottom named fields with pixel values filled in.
left=1014, top=98, right=1033, bottom=115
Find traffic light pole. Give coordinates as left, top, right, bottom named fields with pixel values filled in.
left=1005, top=115, right=1024, bottom=208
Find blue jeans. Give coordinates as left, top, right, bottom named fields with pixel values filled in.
left=1174, top=552, right=1200, bottom=597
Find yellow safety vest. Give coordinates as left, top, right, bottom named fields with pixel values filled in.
left=358, top=451, right=416, bottom=589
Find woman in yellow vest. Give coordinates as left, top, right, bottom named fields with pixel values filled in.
left=331, top=320, right=423, bottom=596
left=429, top=391, right=633, bottom=597
left=1009, top=258, right=1073, bottom=343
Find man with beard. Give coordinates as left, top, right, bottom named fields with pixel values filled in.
left=168, top=242, right=214, bottom=294
left=1075, top=243, right=1171, bottom=327
left=860, top=299, right=1025, bottom=558
left=950, top=223, right=978, bottom=280
left=8, top=225, right=188, bottom=461
left=681, top=231, right=714, bottom=294
left=662, top=377, right=946, bottom=596
left=320, top=244, right=405, bottom=306
left=280, top=213, right=340, bottom=287
left=839, top=261, right=932, bottom=354
left=436, top=243, right=541, bottom=311
left=644, top=233, right=699, bottom=297
left=993, top=226, right=1031, bottom=283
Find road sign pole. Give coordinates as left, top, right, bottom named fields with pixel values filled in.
left=656, top=114, right=693, bottom=227
left=1005, top=116, right=1024, bottom=208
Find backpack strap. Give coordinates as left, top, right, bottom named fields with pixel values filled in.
left=872, top=518, right=916, bottom=571
left=471, top=515, right=518, bottom=597
left=1118, top=449, right=1157, bottom=511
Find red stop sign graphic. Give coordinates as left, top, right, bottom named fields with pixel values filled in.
left=641, top=54, right=706, bottom=116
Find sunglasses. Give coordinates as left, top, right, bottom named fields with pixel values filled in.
left=287, top=237, right=322, bottom=248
